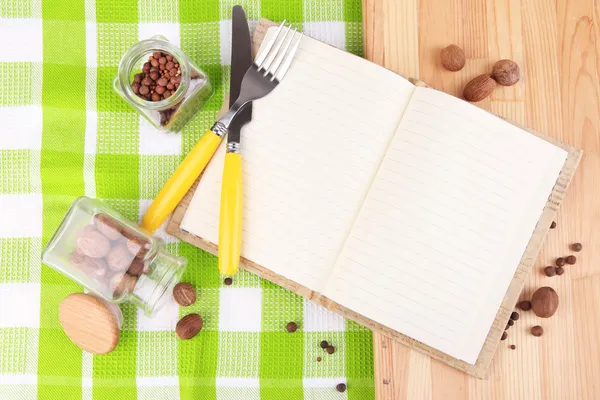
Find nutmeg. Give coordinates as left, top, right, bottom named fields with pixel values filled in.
left=93, top=213, right=122, bottom=240
left=440, top=45, right=466, bottom=72
left=76, top=226, right=111, bottom=258
left=531, top=286, right=559, bottom=318
left=173, top=282, right=197, bottom=306
left=106, top=245, right=134, bottom=272
left=176, top=314, right=203, bottom=339
left=491, top=59, right=520, bottom=86
left=463, top=74, right=496, bottom=102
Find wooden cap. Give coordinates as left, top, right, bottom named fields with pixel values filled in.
left=59, top=293, right=120, bottom=354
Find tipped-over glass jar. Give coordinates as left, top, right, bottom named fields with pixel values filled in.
left=42, top=197, right=187, bottom=316
left=113, top=35, right=213, bottom=133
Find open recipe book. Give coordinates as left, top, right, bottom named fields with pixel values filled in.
left=175, top=23, right=581, bottom=377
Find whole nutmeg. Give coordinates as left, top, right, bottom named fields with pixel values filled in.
left=110, top=273, right=137, bottom=297
left=106, top=245, right=134, bottom=272
left=463, top=74, right=496, bottom=102
left=173, top=282, right=197, bottom=306
left=176, top=314, right=203, bottom=339
left=531, top=286, right=559, bottom=318
left=531, top=325, right=544, bottom=337
left=491, top=59, right=520, bottom=86
left=127, top=258, right=145, bottom=276
left=77, top=227, right=111, bottom=258
left=93, top=213, right=122, bottom=240
left=440, top=45, right=466, bottom=72
left=82, top=257, right=108, bottom=279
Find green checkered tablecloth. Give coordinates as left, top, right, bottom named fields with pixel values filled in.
left=0, top=0, right=374, bottom=399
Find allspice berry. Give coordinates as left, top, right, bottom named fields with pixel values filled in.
left=173, top=282, right=196, bottom=306
left=518, top=300, right=532, bottom=311
left=556, top=266, right=565, bottom=275
left=550, top=221, right=557, bottom=229
left=531, top=325, right=544, bottom=337
left=531, top=286, right=559, bottom=318
left=510, top=312, right=519, bottom=321
left=336, top=383, right=347, bottom=393
left=326, top=345, right=335, bottom=354
left=176, top=314, right=203, bottom=340
left=565, top=255, right=576, bottom=265
left=544, top=266, right=556, bottom=277
left=320, top=340, right=329, bottom=349
left=440, top=45, right=466, bottom=71
left=286, top=322, right=298, bottom=333
left=491, top=59, right=520, bottom=86
left=571, top=243, right=582, bottom=252
left=555, top=257, right=566, bottom=267
left=501, top=331, right=507, bottom=340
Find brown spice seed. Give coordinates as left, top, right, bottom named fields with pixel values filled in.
left=166, top=61, right=174, bottom=70
left=336, top=383, right=347, bottom=393
left=152, top=93, right=161, bottom=101
left=163, top=90, right=172, bottom=98
left=176, top=314, right=203, bottom=340
left=565, top=255, right=576, bottom=265
left=518, top=300, right=532, bottom=311
left=143, top=62, right=151, bottom=72
left=159, top=57, right=167, bottom=65
left=173, top=282, right=197, bottom=306
left=131, top=82, right=140, bottom=94
left=157, top=77, right=168, bottom=87
left=510, top=311, right=519, bottom=321
left=571, top=243, right=583, bottom=252
left=151, top=59, right=159, bottom=67
left=166, top=54, right=173, bottom=61
left=150, top=71, right=160, bottom=80
left=286, top=322, right=298, bottom=333
left=326, top=346, right=335, bottom=354
left=507, top=319, right=514, bottom=327
left=141, top=77, right=152, bottom=86
left=555, top=257, right=566, bottom=267
left=152, top=51, right=161, bottom=59
left=544, top=266, right=556, bottom=277
left=556, top=266, right=565, bottom=275
left=510, top=345, right=516, bottom=350
left=531, top=325, right=544, bottom=337
left=501, top=331, right=507, bottom=340
left=550, top=221, right=556, bottom=229
left=224, top=277, right=233, bottom=285
left=320, top=340, right=329, bottom=349
left=316, top=357, right=321, bottom=362
left=134, top=73, right=143, bottom=83
left=155, top=85, right=166, bottom=94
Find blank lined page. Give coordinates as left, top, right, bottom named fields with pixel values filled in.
left=181, top=29, right=415, bottom=291
left=324, top=87, right=567, bottom=363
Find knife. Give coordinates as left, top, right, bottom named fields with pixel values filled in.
left=139, top=6, right=252, bottom=233
left=218, top=5, right=253, bottom=275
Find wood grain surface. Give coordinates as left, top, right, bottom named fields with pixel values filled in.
left=363, top=0, right=600, bottom=398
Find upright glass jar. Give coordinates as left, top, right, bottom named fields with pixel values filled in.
left=42, top=197, right=187, bottom=316
left=113, top=36, right=213, bottom=133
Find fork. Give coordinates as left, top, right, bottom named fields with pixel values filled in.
left=218, top=23, right=302, bottom=275
left=140, top=22, right=302, bottom=236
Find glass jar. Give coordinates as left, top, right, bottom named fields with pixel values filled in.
left=113, top=36, right=213, bottom=133
left=42, top=197, right=187, bottom=316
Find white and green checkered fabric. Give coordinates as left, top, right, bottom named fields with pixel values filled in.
left=0, top=0, right=374, bottom=399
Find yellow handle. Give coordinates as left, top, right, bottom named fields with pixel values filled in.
left=218, top=152, right=243, bottom=275
left=141, top=130, right=223, bottom=232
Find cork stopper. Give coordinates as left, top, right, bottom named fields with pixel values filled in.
left=59, top=293, right=121, bottom=354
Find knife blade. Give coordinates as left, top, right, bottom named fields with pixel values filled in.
left=228, top=5, right=253, bottom=145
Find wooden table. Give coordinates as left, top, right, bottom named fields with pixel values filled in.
left=362, top=0, right=600, bottom=398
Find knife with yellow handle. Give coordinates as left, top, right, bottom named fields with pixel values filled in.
left=217, top=6, right=253, bottom=275
left=140, top=129, right=224, bottom=232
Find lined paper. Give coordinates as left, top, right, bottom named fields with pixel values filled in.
left=181, top=29, right=415, bottom=291
left=324, top=87, right=567, bottom=363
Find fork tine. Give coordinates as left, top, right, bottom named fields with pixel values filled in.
left=272, top=31, right=302, bottom=82
left=254, top=21, right=286, bottom=67
left=259, top=25, right=292, bottom=72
